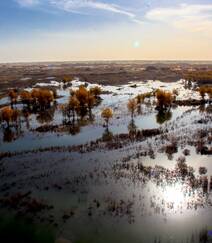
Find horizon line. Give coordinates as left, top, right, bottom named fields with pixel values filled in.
left=1, top=59, right=212, bottom=65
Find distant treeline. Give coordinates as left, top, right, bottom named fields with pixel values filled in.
left=184, top=71, right=212, bottom=85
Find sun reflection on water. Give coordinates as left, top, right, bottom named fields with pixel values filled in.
left=164, top=183, right=185, bottom=205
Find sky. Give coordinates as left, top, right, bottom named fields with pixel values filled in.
left=0, top=0, right=212, bottom=62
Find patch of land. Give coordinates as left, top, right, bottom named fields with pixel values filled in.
left=0, top=60, right=212, bottom=97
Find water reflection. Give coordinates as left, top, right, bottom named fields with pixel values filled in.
left=69, top=122, right=81, bottom=135
left=0, top=104, right=207, bottom=154
left=113, top=160, right=212, bottom=214
left=156, top=110, right=172, bottom=125
left=136, top=105, right=142, bottom=115
left=36, top=106, right=56, bottom=124
left=2, top=124, right=22, bottom=143
left=128, top=119, right=137, bottom=136
left=102, top=128, right=113, bottom=141
left=3, top=128, right=16, bottom=142
left=199, top=104, right=212, bottom=114
left=22, top=110, right=30, bottom=130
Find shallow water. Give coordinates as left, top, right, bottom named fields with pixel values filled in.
left=0, top=79, right=211, bottom=243
left=0, top=105, right=194, bottom=153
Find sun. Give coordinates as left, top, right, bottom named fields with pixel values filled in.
left=133, top=40, right=141, bottom=48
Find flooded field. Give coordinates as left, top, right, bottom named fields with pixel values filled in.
left=0, top=78, right=212, bottom=243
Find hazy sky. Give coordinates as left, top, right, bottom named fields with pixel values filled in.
left=0, top=0, right=212, bottom=62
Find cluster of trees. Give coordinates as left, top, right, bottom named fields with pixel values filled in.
left=126, top=89, right=176, bottom=126
left=128, top=89, right=174, bottom=116
left=3, top=86, right=177, bottom=130
left=136, top=92, right=153, bottom=104
left=198, top=86, right=212, bottom=100
left=127, top=92, right=155, bottom=118
left=61, top=85, right=102, bottom=122
left=100, top=88, right=174, bottom=131
left=8, top=88, right=55, bottom=110
left=0, top=106, right=19, bottom=127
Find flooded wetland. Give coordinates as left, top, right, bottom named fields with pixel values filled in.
left=0, top=63, right=212, bottom=243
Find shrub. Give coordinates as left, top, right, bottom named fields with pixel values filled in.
left=90, top=86, right=102, bottom=98
left=176, top=159, right=188, bottom=177
left=199, top=167, right=207, bottom=175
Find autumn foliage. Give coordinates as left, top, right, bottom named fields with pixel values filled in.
left=156, top=90, right=173, bottom=111
left=90, top=86, right=102, bottom=98
left=101, top=108, right=113, bottom=128
left=19, top=88, right=54, bottom=110
left=0, top=106, right=19, bottom=127
left=20, top=90, right=32, bottom=107
left=66, top=95, right=80, bottom=121
left=136, top=94, right=144, bottom=105
left=8, top=90, right=18, bottom=106
left=198, top=86, right=212, bottom=100
left=61, top=85, right=101, bottom=122
left=127, top=98, right=137, bottom=118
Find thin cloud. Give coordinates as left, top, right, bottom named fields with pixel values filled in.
left=15, top=0, right=39, bottom=7
left=145, top=3, right=212, bottom=32
left=50, top=0, right=134, bottom=17
left=15, top=0, right=143, bottom=25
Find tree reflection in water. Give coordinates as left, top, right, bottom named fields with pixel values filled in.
left=36, top=106, right=56, bottom=125
left=22, top=110, right=30, bottom=130
left=3, top=126, right=22, bottom=143
left=102, top=128, right=113, bottom=142
left=3, top=128, right=15, bottom=142
left=128, top=119, right=137, bottom=137
left=156, top=110, right=172, bottom=125
left=69, top=122, right=80, bottom=135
